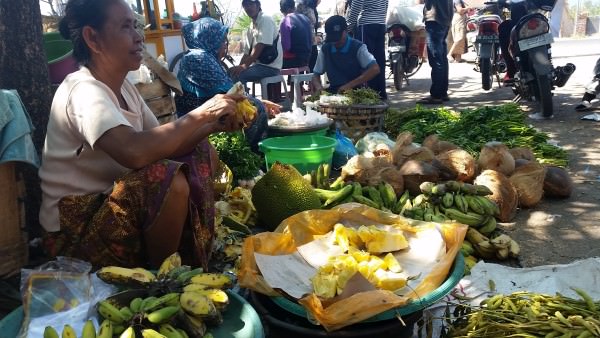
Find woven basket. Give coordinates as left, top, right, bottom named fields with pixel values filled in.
left=0, top=162, right=28, bottom=277
left=318, top=102, right=388, bottom=141
left=135, top=80, right=176, bottom=125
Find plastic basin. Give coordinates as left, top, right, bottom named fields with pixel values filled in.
left=259, top=135, right=337, bottom=174
left=44, top=38, right=78, bottom=84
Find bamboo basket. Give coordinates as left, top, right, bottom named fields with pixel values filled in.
left=135, top=80, right=177, bottom=125
left=0, top=162, right=28, bottom=277
left=318, top=102, right=388, bottom=141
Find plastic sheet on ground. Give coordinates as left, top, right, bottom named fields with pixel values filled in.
left=416, top=257, right=600, bottom=337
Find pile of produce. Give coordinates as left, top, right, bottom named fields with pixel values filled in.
left=310, top=88, right=384, bottom=106
left=447, top=290, right=600, bottom=337
left=86, top=253, right=233, bottom=338
left=209, top=132, right=262, bottom=182
left=384, top=104, right=568, bottom=167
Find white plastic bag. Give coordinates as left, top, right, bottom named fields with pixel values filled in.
left=386, top=4, right=425, bottom=31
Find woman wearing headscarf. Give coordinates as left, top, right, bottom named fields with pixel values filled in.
left=175, top=17, right=281, bottom=151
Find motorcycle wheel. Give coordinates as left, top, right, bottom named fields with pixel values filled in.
left=481, top=58, right=493, bottom=91
left=393, top=54, right=405, bottom=90
left=536, top=73, right=553, bottom=116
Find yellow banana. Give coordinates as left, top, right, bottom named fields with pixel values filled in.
left=147, top=305, right=181, bottom=324
left=180, top=292, right=219, bottom=319
left=189, top=289, right=229, bottom=311
left=189, top=273, right=233, bottom=289
left=98, top=300, right=126, bottom=324
left=183, top=283, right=209, bottom=292
left=120, top=326, right=136, bottom=338
left=157, top=252, right=182, bottom=279
left=141, top=328, right=166, bottom=338
left=159, top=324, right=184, bottom=338
left=466, top=227, right=489, bottom=244
left=61, top=324, right=77, bottom=338
left=97, top=266, right=156, bottom=286
left=52, top=298, right=66, bottom=312
left=473, top=240, right=497, bottom=259
left=509, top=239, right=521, bottom=258
left=97, top=320, right=113, bottom=338
left=82, top=320, right=97, bottom=338
left=176, top=268, right=204, bottom=284
left=183, top=314, right=207, bottom=336
left=43, top=326, right=60, bottom=338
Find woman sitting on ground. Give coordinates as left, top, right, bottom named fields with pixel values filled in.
left=39, top=0, right=244, bottom=270
left=175, top=17, right=281, bottom=151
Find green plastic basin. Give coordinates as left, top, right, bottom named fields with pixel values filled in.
left=43, top=37, right=78, bottom=83
left=259, top=135, right=337, bottom=175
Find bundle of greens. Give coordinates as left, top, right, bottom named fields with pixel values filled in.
left=383, top=104, right=568, bottom=167
left=343, top=88, right=382, bottom=105
left=209, top=132, right=262, bottom=181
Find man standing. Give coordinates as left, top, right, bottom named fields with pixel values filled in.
left=417, top=0, right=454, bottom=104
left=230, top=0, right=282, bottom=85
left=346, top=0, right=389, bottom=100
left=312, top=15, right=380, bottom=94
left=279, top=0, right=312, bottom=68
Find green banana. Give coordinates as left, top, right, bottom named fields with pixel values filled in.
left=460, top=241, right=475, bottom=257
left=316, top=164, right=324, bottom=188
left=176, top=329, right=189, bottom=338
left=323, top=184, right=354, bottom=207
left=474, top=184, right=493, bottom=196
left=141, top=329, right=166, bottom=338
left=379, top=182, right=397, bottom=209
left=478, top=217, right=497, bottom=235
left=44, top=326, right=60, bottom=338
left=364, top=186, right=383, bottom=208
left=412, top=194, right=427, bottom=208
left=393, top=190, right=410, bottom=214
left=82, top=320, right=97, bottom=338
left=431, top=183, right=447, bottom=196
left=120, top=326, right=136, bottom=338
left=321, top=163, right=330, bottom=189
left=120, top=306, right=134, bottom=321
left=139, top=296, right=158, bottom=312
left=329, top=176, right=345, bottom=190
left=442, top=192, right=454, bottom=208
left=445, top=180, right=461, bottom=192
left=465, top=195, right=486, bottom=215
left=166, top=265, right=191, bottom=280
left=113, top=324, right=126, bottom=335
left=129, top=297, right=143, bottom=313
left=352, top=194, right=379, bottom=209
left=444, top=208, right=486, bottom=226
left=98, top=300, right=126, bottom=324
left=419, top=181, right=435, bottom=195
left=61, top=324, right=77, bottom=338
left=97, top=320, right=113, bottom=338
left=159, top=324, right=184, bottom=338
left=476, top=196, right=500, bottom=216
left=147, top=305, right=181, bottom=324
left=453, top=194, right=468, bottom=213
left=177, top=268, right=204, bottom=284
left=351, top=182, right=362, bottom=198
left=143, top=293, right=179, bottom=313
left=459, top=183, right=477, bottom=195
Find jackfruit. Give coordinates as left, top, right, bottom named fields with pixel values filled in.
left=251, top=162, right=322, bottom=231
left=356, top=225, right=409, bottom=254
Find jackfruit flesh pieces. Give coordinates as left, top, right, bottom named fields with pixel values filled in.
left=373, top=269, right=407, bottom=291
left=383, top=253, right=403, bottom=273
left=357, top=225, right=408, bottom=254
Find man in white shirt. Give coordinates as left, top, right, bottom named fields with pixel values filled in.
left=230, top=0, right=283, bottom=85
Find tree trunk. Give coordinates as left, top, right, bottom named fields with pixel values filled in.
left=0, top=1, right=52, bottom=239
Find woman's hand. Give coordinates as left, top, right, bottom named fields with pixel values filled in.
left=260, top=99, right=282, bottom=117
left=191, top=94, right=243, bottom=132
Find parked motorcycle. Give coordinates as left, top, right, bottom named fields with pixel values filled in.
left=467, top=3, right=507, bottom=90
left=496, top=0, right=575, bottom=117
left=386, top=6, right=427, bottom=90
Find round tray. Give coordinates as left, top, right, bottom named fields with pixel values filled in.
left=317, top=102, right=389, bottom=109
left=0, top=290, right=264, bottom=338
left=270, top=252, right=464, bottom=322
left=268, top=119, right=333, bottom=133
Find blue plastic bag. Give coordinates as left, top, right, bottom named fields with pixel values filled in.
left=331, top=129, right=358, bottom=169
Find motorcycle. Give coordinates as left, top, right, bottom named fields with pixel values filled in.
left=386, top=6, right=427, bottom=90
left=467, top=4, right=507, bottom=90
left=496, top=0, right=576, bottom=117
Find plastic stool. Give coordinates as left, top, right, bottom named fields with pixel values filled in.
left=290, top=73, right=314, bottom=109
left=251, top=75, right=288, bottom=101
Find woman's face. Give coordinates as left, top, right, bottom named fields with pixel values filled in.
left=218, top=39, right=228, bottom=59
left=87, top=0, right=144, bottom=72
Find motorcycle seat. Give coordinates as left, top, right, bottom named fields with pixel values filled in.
left=478, top=14, right=503, bottom=23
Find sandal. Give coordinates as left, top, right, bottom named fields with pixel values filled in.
left=416, top=96, right=444, bottom=104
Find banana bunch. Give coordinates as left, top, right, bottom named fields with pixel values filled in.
left=304, top=163, right=331, bottom=189
left=401, top=181, right=500, bottom=232
left=465, top=227, right=520, bottom=261
left=227, top=82, right=256, bottom=127
left=314, top=180, right=401, bottom=211
left=43, top=320, right=112, bottom=338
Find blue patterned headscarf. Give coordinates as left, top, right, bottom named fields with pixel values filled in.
left=177, top=18, right=233, bottom=99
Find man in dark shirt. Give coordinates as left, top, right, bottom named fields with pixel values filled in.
left=279, top=0, right=313, bottom=68
left=312, top=15, right=380, bottom=94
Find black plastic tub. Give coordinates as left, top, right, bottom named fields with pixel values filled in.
left=249, top=291, right=422, bottom=338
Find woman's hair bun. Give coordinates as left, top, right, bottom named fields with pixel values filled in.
left=58, top=18, right=71, bottom=40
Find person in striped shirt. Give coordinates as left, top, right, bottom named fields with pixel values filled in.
left=345, top=0, right=389, bottom=100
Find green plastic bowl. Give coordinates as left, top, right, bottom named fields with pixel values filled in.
left=43, top=37, right=78, bottom=84
left=259, top=135, right=337, bottom=175
left=271, top=252, right=465, bottom=322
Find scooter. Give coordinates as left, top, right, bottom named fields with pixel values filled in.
left=386, top=23, right=426, bottom=90
left=468, top=3, right=507, bottom=90
left=496, top=0, right=575, bottom=117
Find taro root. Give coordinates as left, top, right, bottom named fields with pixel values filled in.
left=398, top=160, right=440, bottom=196
left=543, top=166, right=573, bottom=199
left=436, top=149, right=476, bottom=182
left=509, top=147, right=536, bottom=162
left=509, top=162, right=546, bottom=208
left=478, top=141, right=515, bottom=176
left=474, top=170, right=518, bottom=222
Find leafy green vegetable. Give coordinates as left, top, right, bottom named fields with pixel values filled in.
left=209, top=132, right=262, bottom=181
left=384, top=104, right=568, bottom=167
left=342, top=88, right=382, bottom=105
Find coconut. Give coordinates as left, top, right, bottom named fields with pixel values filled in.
left=509, top=147, right=536, bottom=161
left=514, top=158, right=530, bottom=169
left=509, top=162, right=546, bottom=208
left=478, top=141, right=515, bottom=176
left=474, top=170, right=519, bottom=222
left=367, top=166, right=405, bottom=194
left=398, top=160, right=440, bottom=196
left=432, top=158, right=458, bottom=181
left=436, top=141, right=460, bottom=154
left=435, top=149, right=476, bottom=182
left=543, top=166, right=573, bottom=199
left=422, top=134, right=440, bottom=153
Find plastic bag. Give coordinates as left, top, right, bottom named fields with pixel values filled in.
left=332, top=129, right=358, bottom=169
left=18, top=257, right=117, bottom=338
left=386, top=4, right=425, bottom=31
left=354, top=131, right=396, bottom=154
left=238, top=203, right=467, bottom=331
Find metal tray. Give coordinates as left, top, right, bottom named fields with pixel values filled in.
left=267, top=119, right=333, bottom=133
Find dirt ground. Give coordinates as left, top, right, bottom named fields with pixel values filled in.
left=386, top=51, right=600, bottom=267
